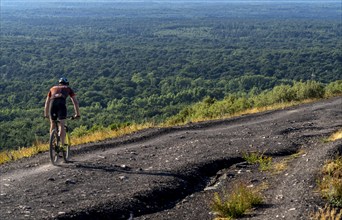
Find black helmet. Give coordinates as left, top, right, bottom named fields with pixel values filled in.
left=58, top=77, right=69, bottom=85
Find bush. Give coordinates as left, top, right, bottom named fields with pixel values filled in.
left=325, top=80, right=342, bottom=98
left=292, top=81, right=324, bottom=100
left=71, top=125, right=88, bottom=138
left=211, top=183, right=263, bottom=219
left=319, top=157, right=342, bottom=207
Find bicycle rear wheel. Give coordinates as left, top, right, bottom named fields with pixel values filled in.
left=49, top=129, right=59, bottom=165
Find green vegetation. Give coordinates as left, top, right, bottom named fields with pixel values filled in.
left=0, top=78, right=341, bottom=164
left=242, top=151, right=272, bottom=171
left=166, top=80, right=342, bottom=125
left=311, top=205, right=342, bottom=220
left=0, top=1, right=341, bottom=150
left=328, top=129, right=342, bottom=142
left=319, top=156, right=342, bottom=207
left=312, top=131, right=342, bottom=218
left=272, top=150, right=306, bottom=174
left=211, top=183, right=263, bottom=219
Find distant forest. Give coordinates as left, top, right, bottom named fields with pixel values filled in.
left=0, top=1, right=341, bottom=149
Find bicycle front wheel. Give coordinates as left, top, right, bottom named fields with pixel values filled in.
left=49, top=129, right=59, bottom=165
left=63, top=131, right=71, bottom=163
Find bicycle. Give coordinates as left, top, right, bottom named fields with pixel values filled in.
left=49, top=116, right=75, bottom=165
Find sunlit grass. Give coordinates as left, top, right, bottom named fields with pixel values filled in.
left=272, top=150, right=306, bottom=174
left=318, top=157, right=342, bottom=207
left=0, top=143, right=48, bottom=164
left=163, top=98, right=318, bottom=126
left=70, top=122, right=154, bottom=145
left=311, top=205, right=342, bottom=220
left=242, top=150, right=305, bottom=174
left=242, top=151, right=272, bottom=171
left=328, top=129, right=342, bottom=142
left=0, top=122, right=154, bottom=165
left=211, top=183, right=263, bottom=219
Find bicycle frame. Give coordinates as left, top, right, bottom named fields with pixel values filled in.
left=49, top=117, right=72, bottom=165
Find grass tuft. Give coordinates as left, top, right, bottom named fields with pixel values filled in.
left=242, top=151, right=272, bottom=171
left=211, top=183, right=263, bottom=219
left=272, top=150, right=306, bottom=174
left=318, top=157, right=342, bottom=207
left=328, top=129, right=342, bottom=142
left=311, top=205, right=342, bottom=220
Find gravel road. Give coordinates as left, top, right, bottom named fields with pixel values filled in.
left=1, top=97, right=341, bottom=220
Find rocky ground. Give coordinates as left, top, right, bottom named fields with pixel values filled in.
left=1, top=97, right=341, bottom=220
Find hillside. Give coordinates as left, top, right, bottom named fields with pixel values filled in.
left=1, top=97, right=341, bottom=219
left=1, top=0, right=341, bottom=150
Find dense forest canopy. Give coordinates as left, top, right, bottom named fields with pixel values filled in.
left=0, top=0, right=341, bottom=150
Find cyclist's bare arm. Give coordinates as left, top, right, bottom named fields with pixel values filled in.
left=70, top=96, right=80, bottom=117
left=44, top=96, right=51, bottom=118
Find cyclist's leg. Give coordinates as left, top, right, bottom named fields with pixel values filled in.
left=50, top=118, right=56, bottom=133
left=49, top=100, right=58, bottom=134
left=57, top=101, right=67, bottom=146
left=59, top=119, right=66, bottom=145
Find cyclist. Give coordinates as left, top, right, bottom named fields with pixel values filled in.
left=44, top=77, right=80, bottom=148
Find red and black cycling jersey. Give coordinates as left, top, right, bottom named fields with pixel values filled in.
left=48, top=85, right=75, bottom=100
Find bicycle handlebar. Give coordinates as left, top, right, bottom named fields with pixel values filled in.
left=69, top=115, right=80, bottom=120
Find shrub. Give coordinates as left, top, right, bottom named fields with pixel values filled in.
left=211, top=184, right=263, bottom=219
left=243, top=151, right=273, bottom=171
left=325, top=80, right=342, bottom=98
left=270, top=84, right=295, bottom=103
left=311, top=205, right=342, bottom=220
left=292, top=81, right=324, bottom=100
left=71, top=125, right=88, bottom=137
left=319, top=157, right=342, bottom=207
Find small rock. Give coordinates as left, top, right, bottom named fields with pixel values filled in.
left=276, top=195, right=284, bottom=200
left=204, top=186, right=217, bottom=191
left=119, top=176, right=127, bottom=180
left=58, top=212, right=66, bottom=215
left=65, top=179, right=76, bottom=184
left=227, top=173, right=235, bottom=178
left=235, top=162, right=248, bottom=168
left=289, top=208, right=296, bottom=211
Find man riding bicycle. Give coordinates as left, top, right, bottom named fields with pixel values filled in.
left=44, top=77, right=80, bottom=147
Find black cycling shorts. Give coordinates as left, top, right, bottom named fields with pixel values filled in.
left=50, top=98, right=67, bottom=120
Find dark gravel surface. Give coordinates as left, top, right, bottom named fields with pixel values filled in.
left=1, top=97, right=341, bottom=220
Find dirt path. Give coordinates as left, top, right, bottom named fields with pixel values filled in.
left=1, top=97, right=341, bottom=220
